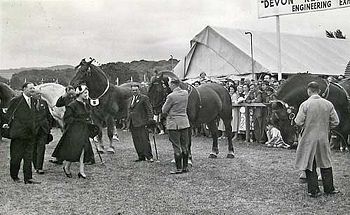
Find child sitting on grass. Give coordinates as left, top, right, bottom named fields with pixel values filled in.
left=265, top=123, right=290, bottom=149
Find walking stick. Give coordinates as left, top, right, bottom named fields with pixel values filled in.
left=152, top=129, right=160, bottom=162
left=92, top=138, right=104, bottom=165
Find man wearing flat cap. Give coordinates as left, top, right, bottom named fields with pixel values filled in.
left=294, top=81, right=340, bottom=198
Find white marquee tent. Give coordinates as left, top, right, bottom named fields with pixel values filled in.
left=174, top=26, right=350, bottom=80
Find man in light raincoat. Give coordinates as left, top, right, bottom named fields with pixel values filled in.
left=294, top=81, right=340, bottom=198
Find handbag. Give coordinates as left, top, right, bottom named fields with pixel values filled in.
left=88, top=123, right=100, bottom=138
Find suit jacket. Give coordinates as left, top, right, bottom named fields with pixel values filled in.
left=162, top=87, right=190, bottom=130
left=127, top=94, right=153, bottom=128
left=6, top=94, right=36, bottom=139
left=34, top=98, right=54, bottom=134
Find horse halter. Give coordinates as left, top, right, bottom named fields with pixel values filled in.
left=82, top=63, right=110, bottom=107
left=271, top=99, right=296, bottom=126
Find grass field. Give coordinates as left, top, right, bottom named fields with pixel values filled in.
left=0, top=128, right=349, bottom=215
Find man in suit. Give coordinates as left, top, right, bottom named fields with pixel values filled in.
left=127, top=84, right=154, bottom=162
left=6, top=82, right=40, bottom=184
left=32, top=91, right=54, bottom=174
left=162, top=79, right=190, bottom=174
left=295, top=81, right=340, bottom=197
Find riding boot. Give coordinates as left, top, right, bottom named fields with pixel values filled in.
left=320, top=167, right=335, bottom=193
left=182, top=153, right=189, bottom=173
left=170, top=154, right=183, bottom=174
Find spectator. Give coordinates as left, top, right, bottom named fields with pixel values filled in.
left=265, top=122, right=289, bottom=148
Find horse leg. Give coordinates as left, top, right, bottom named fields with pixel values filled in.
left=106, top=117, right=116, bottom=154
left=93, top=118, right=105, bottom=153
left=188, top=127, right=193, bottom=165
left=207, top=120, right=219, bottom=158
left=223, top=118, right=234, bottom=158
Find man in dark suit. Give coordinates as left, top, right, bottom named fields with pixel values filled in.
left=127, top=84, right=154, bottom=162
left=32, top=91, right=54, bottom=174
left=6, top=82, right=40, bottom=184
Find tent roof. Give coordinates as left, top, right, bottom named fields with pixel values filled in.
left=174, top=26, right=350, bottom=79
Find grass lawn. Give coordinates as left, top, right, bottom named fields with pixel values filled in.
left=0, top=128, right=349, bottom=215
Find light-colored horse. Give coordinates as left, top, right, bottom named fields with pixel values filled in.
left=36, top=83, right=66, bottom=129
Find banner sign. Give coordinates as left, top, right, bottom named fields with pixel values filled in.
left=258, top=0, right=350, bottom=18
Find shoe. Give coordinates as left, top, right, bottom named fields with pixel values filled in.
left=182, top=168, right=189, bottom=173
left=146, top=158, right=154, bottom=163
left=325, top=190, right=340, bottom=195
left=133, top=158, right=145, bottom=162
left=24, top=179, right=41, bottom=184
left=170, top=170, right=183, bottom=174
left=78, top=172, right=87, bottom=179
left=36, top=170, right=45, bottom=174
left=63, top=167, right=72, bottom=178
left=308, top=191, right=322, bottom=198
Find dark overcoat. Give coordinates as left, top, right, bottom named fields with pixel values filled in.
left=56, top=100, right=92, bottom=162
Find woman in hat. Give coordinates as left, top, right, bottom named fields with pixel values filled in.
left=56, top=84, right=93, bottom=179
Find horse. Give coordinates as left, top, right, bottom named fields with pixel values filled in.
left=35, top=83, right=66, bottom=129
left=70, top=58, right=132, bottom=154
left=148, top=73, right=235, bottom=159
left=270, top=73, right=350, bottom=151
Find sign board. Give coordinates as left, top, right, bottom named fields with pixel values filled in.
left=258, top=0, right=350, bottom=18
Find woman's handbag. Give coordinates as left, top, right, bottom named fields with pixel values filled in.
left=88, top=123, right=100, bottom=138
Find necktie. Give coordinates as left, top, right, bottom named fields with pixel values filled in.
left=27, top=97, right=31, bottom=109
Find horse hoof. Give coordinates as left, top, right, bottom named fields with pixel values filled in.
left=97, top=146, right=105, bottom=154
left=171, top=159, right=175, bottom=163
left=112, top=135, right=119, bottom=141
left=106, top=147, right=115, bottom=154
left=208, top=153, right=218, bottom=159
left=226, top=153, right=235, bottom=158
left=188, top=159, right=193, bottom=166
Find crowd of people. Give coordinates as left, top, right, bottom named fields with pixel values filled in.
left=190, top=73, right=288, bottom=148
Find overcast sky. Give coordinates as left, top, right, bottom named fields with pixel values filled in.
left=1, top=0, right=349, bottom=69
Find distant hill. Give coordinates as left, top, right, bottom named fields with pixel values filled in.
left=0, top=65, right=74, bottom=79
left=7, top=59, right=179, bottom=89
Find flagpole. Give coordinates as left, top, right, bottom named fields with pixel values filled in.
left=276, top=15, right=282, bottom=80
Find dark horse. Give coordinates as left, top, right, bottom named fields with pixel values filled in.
left=148, top=74, right=235, bottom=159
left=270, top=73, right=350, bottom=150
left=0, top=82, right=17, bottom=139
left=70, top=59, right=132, bottom=153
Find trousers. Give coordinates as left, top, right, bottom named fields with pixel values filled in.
left=305, top=157, right=335, bottom=194
left=10, top=138, right=34, bottom=181
left=130, top=125, right=153, bottom=160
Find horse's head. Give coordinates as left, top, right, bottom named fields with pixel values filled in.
left=70, top=58, right=95, bottom=87
left=148, top=74, right=172, bottom=114
left=70, top=58, right=110, bottom=99
left=267, top=100, right=298, bottom=145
